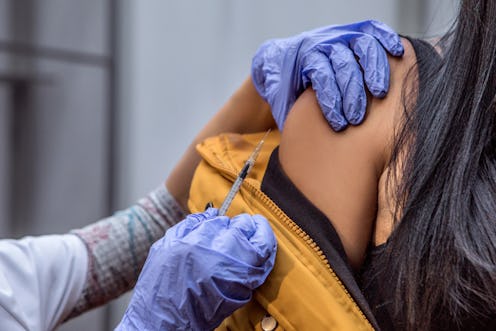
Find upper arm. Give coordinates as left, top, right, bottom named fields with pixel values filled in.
left=279, top=89, right=388, bottom=268
left=278, top=38, right=416, bottom=269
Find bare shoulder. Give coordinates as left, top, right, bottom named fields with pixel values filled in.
left=278, top=38, right=417, bottom=269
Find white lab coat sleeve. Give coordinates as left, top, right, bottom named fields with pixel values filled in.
left=0, top=234, right=88, bottom=331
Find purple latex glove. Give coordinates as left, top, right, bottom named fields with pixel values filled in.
left=115, top=208, right=277, bottom=331
left=252, top=20, right=404, bottom=131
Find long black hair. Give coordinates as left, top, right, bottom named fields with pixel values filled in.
left=378, top=0, right=496, bottom=329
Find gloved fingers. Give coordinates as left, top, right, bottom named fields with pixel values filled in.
left=270, top=97, right=293, bottom=131
left=221, top=214, right=276, bottom=267
left=188, top=214, right=231, bottom=246
left=357, top=20, right=404, bottom=57
left=302, top=51, right=347, bottom=131
left=123, top=213, right=271, bottom=331
left=251, top=38, right=287, bottom=101
left=229, top=213, right=257, bottom=238
left=195, top=207, right=219, bottom=220
left=192, top=278, right=252, bottom=328
left=169, top=208, right=220, bottom=239
left=209, top=217, right=259, bottom=265
left=202, top=214, right=264, bottom=267
left=248, top=214, right=277, bottom=264
left=251, top=40, right=273, bottom=99
left=351, top=34, right=391, bottom=98
left=230, top=214, right=276, bottom=261
left=146, top=211, right=225, bottom=276
left=328, top=42, right=367, bottom=125
left=205, top=249, right=272, bottom=291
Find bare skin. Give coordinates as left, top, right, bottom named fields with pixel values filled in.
left=167, top=37, right=418, bottom=270
left=279, top=38, right=417, bottom=268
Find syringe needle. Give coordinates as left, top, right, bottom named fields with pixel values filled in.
left=217, top=129, right=271, bottom=216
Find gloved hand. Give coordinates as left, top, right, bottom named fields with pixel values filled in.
left=115, top=208, right=277, bottom=331
left=252, top=20, right=404, bottom=131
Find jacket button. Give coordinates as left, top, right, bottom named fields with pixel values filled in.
left=261, top=315, right=278, bottom=331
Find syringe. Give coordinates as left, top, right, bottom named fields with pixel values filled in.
left=218, top=129, right=271, bottom=216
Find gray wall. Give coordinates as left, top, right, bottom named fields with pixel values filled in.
left=0, top=85, right=10, bottom=235
left=0, top=1, right=113, bottom=330
left=397, top=0, right=459, bottom=37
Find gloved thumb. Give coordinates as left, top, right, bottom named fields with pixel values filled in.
left=248, top=214, right=277, bottom=266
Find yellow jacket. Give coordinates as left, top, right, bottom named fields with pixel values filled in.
left=188, top=131, right=378, bottom=331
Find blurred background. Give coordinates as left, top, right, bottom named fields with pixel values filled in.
left=0, top=0, right=459, bottom=330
